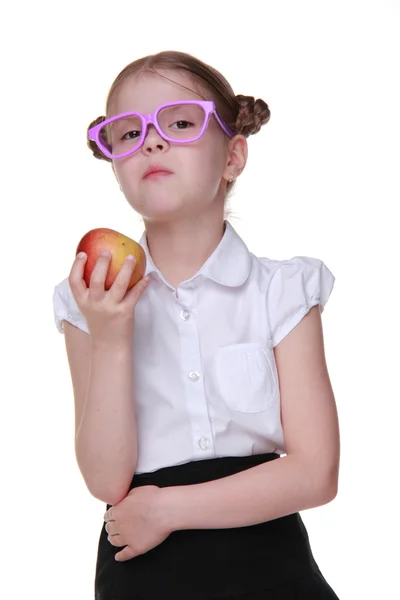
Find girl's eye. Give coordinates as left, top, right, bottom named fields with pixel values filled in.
left=122, top=130, right=141, bottom=140
left=170, top=120, right=193, bottom=130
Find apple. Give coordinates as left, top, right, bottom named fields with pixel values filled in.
left=76, top=228, right=147, bottom=291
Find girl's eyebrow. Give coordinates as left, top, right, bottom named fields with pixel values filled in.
left=109, top=116, right=141, bottom=125
left=111, top=103, right=196, bottom=122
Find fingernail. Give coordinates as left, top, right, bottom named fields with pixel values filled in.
left=127, top=255, right=136, bottom=261
left=77, top=252, right=86, bottom=259
left=101, top=251, right=111, bottom=257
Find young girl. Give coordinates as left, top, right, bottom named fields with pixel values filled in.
left=53, top=51, right=340, bottom=599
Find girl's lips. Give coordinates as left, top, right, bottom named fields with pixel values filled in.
left=143, top=164, right=173, bottom=179
left=143, top=170, right=173, bottom=180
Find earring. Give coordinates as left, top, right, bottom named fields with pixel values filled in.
left=228, top=175, right=235, bottom=183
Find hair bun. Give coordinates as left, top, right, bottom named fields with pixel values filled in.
left=87, top=116, right=111, bottom=162
left=235, top=95, right=270, bottom=137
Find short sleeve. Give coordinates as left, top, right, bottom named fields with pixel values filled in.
left=52, top=277, right=89, bottom=335
left=266, top=256, right=335, bottom=347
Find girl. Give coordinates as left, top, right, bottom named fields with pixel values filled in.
left=53, top=51, right=340, bottom=599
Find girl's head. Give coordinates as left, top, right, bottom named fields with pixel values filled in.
left=87, top=51, right=270, bottom=224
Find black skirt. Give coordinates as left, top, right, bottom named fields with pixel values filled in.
left=95, top=453, right=339, bottom=599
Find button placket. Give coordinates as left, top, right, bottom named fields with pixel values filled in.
left=177, top=288, right=214, bottom=458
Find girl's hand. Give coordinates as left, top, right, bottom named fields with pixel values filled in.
left=68, top=252, right=150, bottom=348
left=104, top=486, right=172, bottom=562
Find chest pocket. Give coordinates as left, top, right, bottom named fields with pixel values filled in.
left=214, top=342, right=279, bottom=413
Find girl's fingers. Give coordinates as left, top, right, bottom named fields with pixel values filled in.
left=124, top=274, right=151, bottom=307
left=68, top=252, right=88, bottom=298
left=69, top=251, right=149, bottom=308
left=89, top=252, right=112, bottom=299
left=108, top=255, right=138, bottom=303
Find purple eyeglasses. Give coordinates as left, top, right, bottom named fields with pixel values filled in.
left=88, top=100, right=233, bottom=160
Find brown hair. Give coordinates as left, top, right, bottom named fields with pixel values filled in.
left=87, top=51, right=271, bottom=176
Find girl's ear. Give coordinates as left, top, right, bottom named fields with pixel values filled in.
left=223, top=135, right=248, bottom=181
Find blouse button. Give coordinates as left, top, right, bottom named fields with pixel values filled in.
left=198, top=437, right=210, bottom=450
left=180, top=309, right=191, bottom=320
left=188, top=371, right=200, bottom=382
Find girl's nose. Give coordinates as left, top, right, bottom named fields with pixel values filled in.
left=142, top=124, right=167, bottom=154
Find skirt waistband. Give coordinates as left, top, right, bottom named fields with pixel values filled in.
left=129, top=452, right=281, bottom=490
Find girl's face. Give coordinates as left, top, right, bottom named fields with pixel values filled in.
left=109, top=70, right=244, bottom=222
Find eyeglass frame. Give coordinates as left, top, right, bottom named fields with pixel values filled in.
left=88, top=100, right=234, bottom=160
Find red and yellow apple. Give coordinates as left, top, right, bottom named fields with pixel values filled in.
left=76, top=228, right=146, bottom=291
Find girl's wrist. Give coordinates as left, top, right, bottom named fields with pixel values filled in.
left=157, top=486, right=184, bottom=533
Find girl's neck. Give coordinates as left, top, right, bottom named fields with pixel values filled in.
left=144, top=211, right=226, bottom=289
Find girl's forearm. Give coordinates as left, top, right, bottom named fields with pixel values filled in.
left=161, top=454, right=338, bottom=531
left=75, top=342, right=137, bottom=505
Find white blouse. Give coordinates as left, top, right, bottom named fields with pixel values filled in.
left=53, top=221, right=335, bottom=474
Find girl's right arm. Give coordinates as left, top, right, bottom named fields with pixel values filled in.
left=64, top=251, right=150, bottom=506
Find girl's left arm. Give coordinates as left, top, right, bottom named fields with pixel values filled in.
left=159, top=305, right=340, bottom=531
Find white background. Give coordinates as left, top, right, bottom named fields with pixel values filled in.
left=2, top=1, right=399, bottom=598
